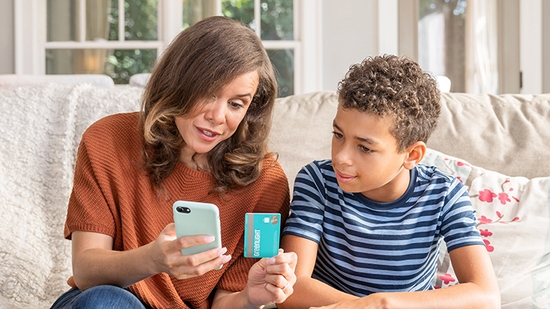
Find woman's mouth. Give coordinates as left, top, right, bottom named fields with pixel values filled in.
left=197, top=127, right=219, bottom=141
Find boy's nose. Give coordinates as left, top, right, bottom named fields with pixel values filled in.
left=333, top=147, right=353, bottom=166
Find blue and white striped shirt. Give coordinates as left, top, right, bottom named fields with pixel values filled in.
left=283, top=160, right=483, bottom=296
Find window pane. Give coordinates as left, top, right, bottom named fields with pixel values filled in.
left=106, top=49, right=157, bottom=83
left=222, top=0, right=255, bottom=30
left=418, top=0, right=466, bottom=92
left=47, top=0, right=78, bottom=42
left=261, top=0, right=293, bottom=40
left=183, top=0, right=218, bottom=29
left=86, top=0, right=112, bottom=41
left=267, top=49, right=294, bottom=97
left=46, top=48, right=157, bottom=84
left=124, top=0, right=158, bottom=40
left=47, top=0, right=113, bottom=42
left=109, top=0, right=120, bottom=40
left=183, top=0, right=202, bottom=29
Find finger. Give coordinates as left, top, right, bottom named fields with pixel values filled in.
left=268, top=251, right=297, bottom=265
left=172, top=254, right=232, bottom=279
left=172, top=235, right=216, bottom=254
left=266, top=252, right=298, bottom=273
left=264, top=281, right=293, bottom=303
left=159, top=223, right=177, bottom=240
left=179, top=247, right=228, bottom=267
left=281, top=281, right=290, bottom=291
left=264, top=270, right=293, bottom=291
left=264, top=281, right=288, bottom=299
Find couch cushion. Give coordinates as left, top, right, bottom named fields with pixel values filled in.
left=422, top=148, right=550, bottom=308
left=428, top=93, right=550, bottom=179
left=271, top=91, right=338, bottom=189
left=0, top=84, right=142, bottom=308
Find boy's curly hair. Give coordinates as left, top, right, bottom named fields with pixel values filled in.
left=337, top=54, right=441, bottom=152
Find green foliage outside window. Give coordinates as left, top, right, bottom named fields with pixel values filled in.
left=222, top=0, right=294, bottom=97
left=105, top=0, right=158, bottom=84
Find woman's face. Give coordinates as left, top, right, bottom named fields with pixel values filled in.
left=175, top=71, right=259, bottom=163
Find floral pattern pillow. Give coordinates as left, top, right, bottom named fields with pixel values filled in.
left=421, top=148, right=550, bottom=308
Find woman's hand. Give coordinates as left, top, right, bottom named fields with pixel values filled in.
left=244, top=249, right=298, bottom=307
left=148, top=223, right=232, bottom=279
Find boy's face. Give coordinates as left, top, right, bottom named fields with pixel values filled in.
left=331, top=105, right=411, bottom=202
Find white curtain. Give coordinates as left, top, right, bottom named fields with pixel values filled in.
left=466, top=0, right=498, bottom=94
left=183, top=0, right=221, bottom=27
left=73, top=0, right=111, bottom=74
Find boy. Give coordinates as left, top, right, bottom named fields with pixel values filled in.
left=279, top=55, right=500, bottom=309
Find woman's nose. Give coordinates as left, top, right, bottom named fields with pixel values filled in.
left=204, top=100, right=226, bottom=125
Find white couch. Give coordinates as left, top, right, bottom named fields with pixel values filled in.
left=0, top=83, right=549, bottom=308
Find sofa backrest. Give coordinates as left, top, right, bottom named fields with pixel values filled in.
left=271, top=91, right=337, bottom=188
left=0, top=74, right=115, bottom=89
left=428, top=93, right=550, bottom=179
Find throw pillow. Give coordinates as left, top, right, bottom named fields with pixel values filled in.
left=421, top=148, right=550, bottom=308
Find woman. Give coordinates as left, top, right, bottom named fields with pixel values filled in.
left=51, top=16, right=296, bottom=309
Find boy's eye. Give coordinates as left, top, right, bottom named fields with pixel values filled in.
left=358, top=145, right=372, bottom=153
left=332, top=131, right=343, bottom=139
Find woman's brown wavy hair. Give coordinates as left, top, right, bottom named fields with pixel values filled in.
left=337, top=54, right=441, bottom=152
left=139, top=16, right=278, bottom=192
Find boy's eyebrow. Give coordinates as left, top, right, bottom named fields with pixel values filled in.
left=333, top=121, right=378, bottom=145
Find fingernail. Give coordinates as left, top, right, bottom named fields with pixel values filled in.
left=267, top=257, right=276, bottom=264
left=204, top=236, right=215, bottom=242
left=222, top=254, right=232, bottom=263
left=217, top=247, right=227, bottom=255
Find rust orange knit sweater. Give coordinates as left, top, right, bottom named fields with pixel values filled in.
left=64, top=112, right=290, bottom=309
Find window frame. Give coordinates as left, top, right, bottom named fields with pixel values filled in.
left=14, top=0, right=322, bottom=95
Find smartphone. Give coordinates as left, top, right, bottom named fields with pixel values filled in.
left=173, top=200, right=222, bottom=257
left=243, top=213, right=281, bottom=258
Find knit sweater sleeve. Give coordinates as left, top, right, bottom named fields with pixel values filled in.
left=64, top=120, right=119, bottom=239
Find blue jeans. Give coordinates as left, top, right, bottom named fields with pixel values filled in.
left=50, top=285, right=150, bottom=309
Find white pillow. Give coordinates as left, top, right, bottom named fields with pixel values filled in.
left=421, top=148, right=550, bottom=308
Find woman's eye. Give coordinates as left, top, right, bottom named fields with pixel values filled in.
left=228, top=101, right=243, bottom=109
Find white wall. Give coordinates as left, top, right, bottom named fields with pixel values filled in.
left=0, top=0, right=14, bottom=74
left=321, top=0, right=379, bottom=91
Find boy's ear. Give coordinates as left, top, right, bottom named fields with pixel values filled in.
left=403, top=141, right=426, bottom=170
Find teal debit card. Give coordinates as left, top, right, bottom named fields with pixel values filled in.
left=244, top=213, right=281, bottom=258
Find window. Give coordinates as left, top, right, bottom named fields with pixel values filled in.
left=221, top=0, right=296, bottom=97
left=417, top=0, right=498, bottom=93
left=17, top=0, right=321, bottom=96
left=45, top=0, right=161, bottom=84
